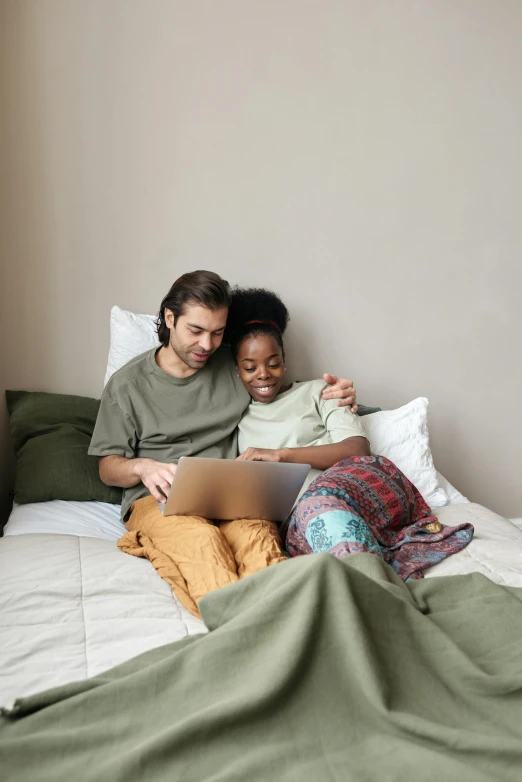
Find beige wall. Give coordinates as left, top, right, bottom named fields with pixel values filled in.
left=0, top=0, right=521, bottom=520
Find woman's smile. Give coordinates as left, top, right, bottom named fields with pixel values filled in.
left=250, top=383, right=278, bottom=400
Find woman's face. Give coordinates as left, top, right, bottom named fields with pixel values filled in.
left=236, top=334, right=286, bottom=404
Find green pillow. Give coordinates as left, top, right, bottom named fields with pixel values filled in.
left=357, top=404, right=381, bottom=417
left=6, top=390, right=122, bottom=505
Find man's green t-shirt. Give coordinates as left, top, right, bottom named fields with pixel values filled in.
left=89, top=346, right=250, bottom=519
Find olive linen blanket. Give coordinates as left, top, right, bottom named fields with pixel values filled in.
left=3, top=553, right=522, bottom=782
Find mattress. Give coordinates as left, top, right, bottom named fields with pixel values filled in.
left=1, top=482, right=520, bottom=709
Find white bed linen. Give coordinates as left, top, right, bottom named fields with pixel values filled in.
left=435, top=472, right=468, bottom=504
left=424, top=503, right=522, bottom=586
left=0, top=534, right=205, bottom=709
left=3, top=500, right=125, bottom=540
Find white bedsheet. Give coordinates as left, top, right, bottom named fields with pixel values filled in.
left=435, top=471, right=468, bottom=504
left=3, top=499, right=125, bottom=540
left=424, top=503, right=522, bottom=586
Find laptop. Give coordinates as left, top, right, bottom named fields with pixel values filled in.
left=162, top=457, right=311, bottom=522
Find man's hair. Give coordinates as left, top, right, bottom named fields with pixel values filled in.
left=156, top=270, right=231, bottom=346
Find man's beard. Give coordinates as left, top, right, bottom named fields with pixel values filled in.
left=169, top=334, right=210, bottom=369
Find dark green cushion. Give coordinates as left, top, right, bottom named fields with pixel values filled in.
left=357, top=404, right=381, bottom=417
left=6, top=390, right=122, bottom=505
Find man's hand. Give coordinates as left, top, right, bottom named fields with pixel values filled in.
left=134, top=459, right=177, bottom=503
left=322, top=373, right=358, bottom=412
left=236, top=448, right=284, bottom=463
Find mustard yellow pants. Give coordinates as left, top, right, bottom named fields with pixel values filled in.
left=117, top=495, right=287, bottom=619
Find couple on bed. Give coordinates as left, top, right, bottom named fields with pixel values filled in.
left=89, top=270, right=472, bottom=618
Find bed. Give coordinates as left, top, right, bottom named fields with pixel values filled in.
left=2, top=474, right=522, bottom=711
left=3, top=305, right=522, bottom=772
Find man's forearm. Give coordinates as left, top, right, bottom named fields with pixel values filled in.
left=99, top=455, right=151, bottom=488
left=280, top=436, right=370, bottom=471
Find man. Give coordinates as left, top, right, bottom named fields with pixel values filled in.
left=89, top=270, right=356, bottom=617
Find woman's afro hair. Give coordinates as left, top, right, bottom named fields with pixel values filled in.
left=226, top=287, right=290, bottom=358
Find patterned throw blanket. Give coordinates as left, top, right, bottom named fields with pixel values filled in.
left=285, top=455, right=473, bottom=580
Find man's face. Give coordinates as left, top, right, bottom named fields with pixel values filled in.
left=165, top=303, right=228, bottom=370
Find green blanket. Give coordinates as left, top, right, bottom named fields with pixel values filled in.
left=3, top=553, right=522, bottom=781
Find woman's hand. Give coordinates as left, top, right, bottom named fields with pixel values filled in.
left=236, top=448, right=285, bottom=462
left=322, top=373, right=358, bottom=412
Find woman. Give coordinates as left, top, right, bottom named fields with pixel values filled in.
left=229, top=288, right=473, bottom=580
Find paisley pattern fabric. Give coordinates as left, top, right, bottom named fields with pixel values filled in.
left=285, top=456, right=473, bottom=580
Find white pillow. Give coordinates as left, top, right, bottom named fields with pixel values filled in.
left=104, top=305, right=158, bottom=385
left=360, top=398, right=449, bottom=508
left=436, top=472, right=469, bottom=505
